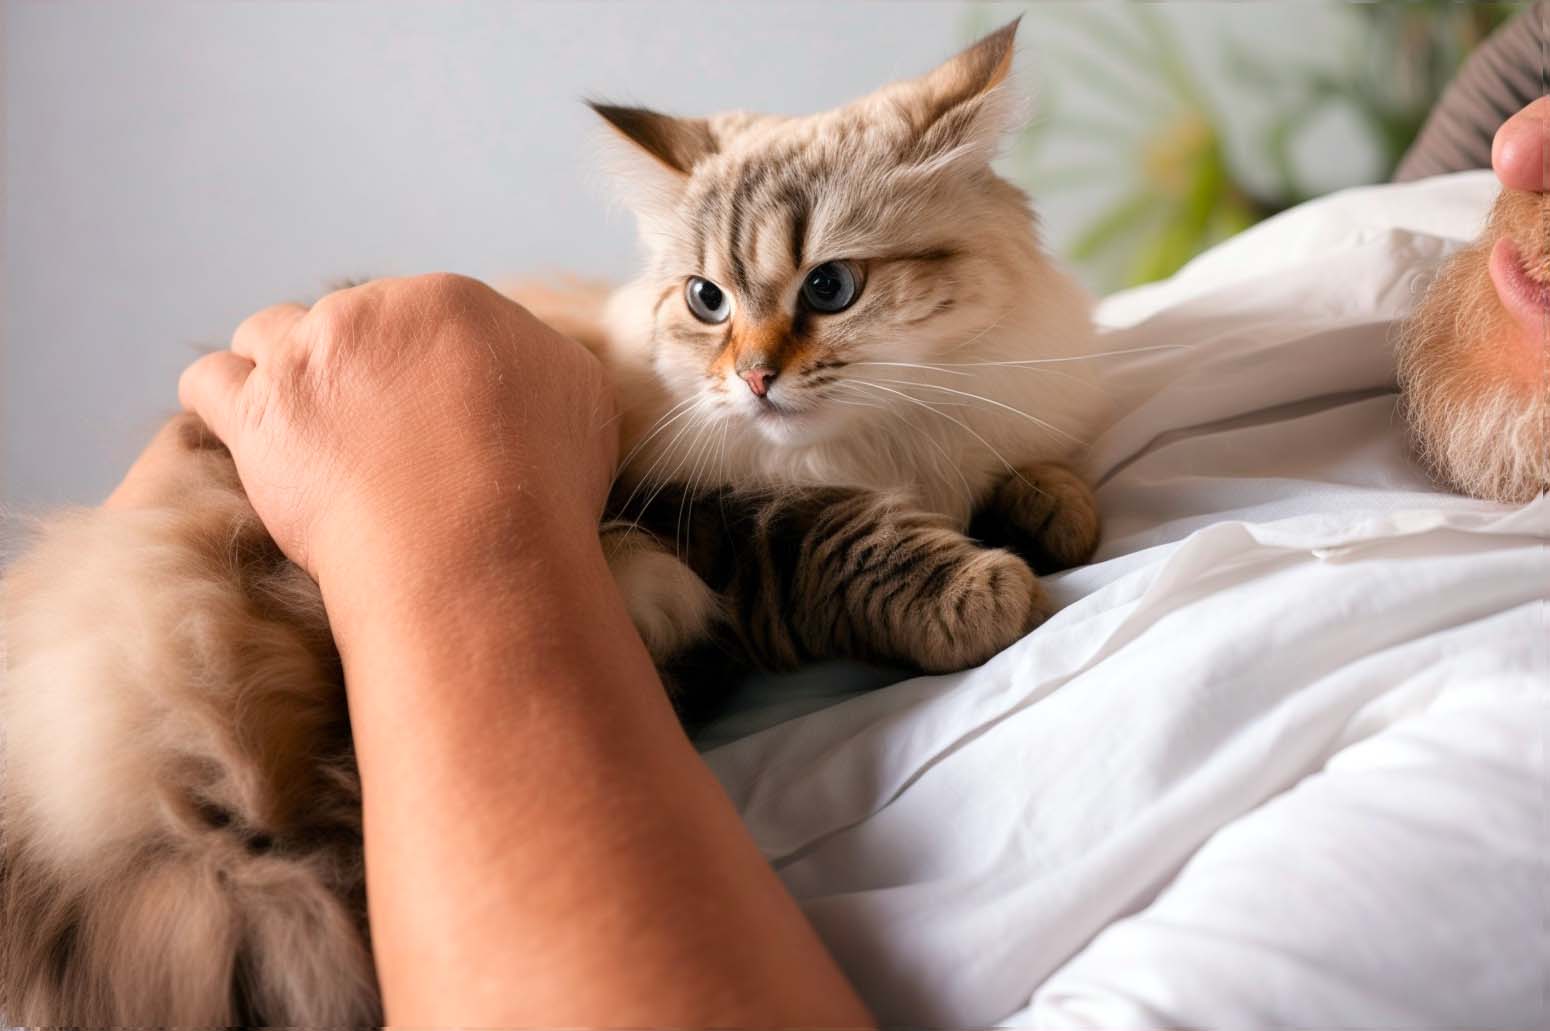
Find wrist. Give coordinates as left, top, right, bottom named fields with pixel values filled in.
left=315, top=487, right=603, bottom=645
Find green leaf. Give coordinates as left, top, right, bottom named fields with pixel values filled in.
left=1068, top=188, right=1162, bottom=262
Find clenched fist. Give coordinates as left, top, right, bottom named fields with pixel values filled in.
left=175, top=274, right=618, bottom=587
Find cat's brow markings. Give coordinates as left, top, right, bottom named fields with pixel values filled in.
left=745, top=216, right=771, bottom=287
left=692, top=186, right=720, bottom=274
left=717, top=144, right=815, bottom=307
left=786, top=194, right=809, bottom=270
left=875, top=247, right=959, bottom=266
left=725, top=164, right=775, bottom=296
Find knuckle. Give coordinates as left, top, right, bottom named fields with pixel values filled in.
left=307, top=292, right=360, bottom=342
left=416, top=271, right=488, bottom=300
left=303, top=294, right=379, bottom=371
left=413, top=272, right=498, bottom=320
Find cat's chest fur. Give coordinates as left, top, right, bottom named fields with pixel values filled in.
left=614, top=410, right=1001, bottom=526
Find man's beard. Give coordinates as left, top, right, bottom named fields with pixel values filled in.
left=1396, top=189, right=1550, bottom=504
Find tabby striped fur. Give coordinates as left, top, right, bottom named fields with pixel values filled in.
left=608, top=459, right=1096, bottom=693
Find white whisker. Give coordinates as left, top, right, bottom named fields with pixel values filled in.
left=836, top=385, right=977, bottom=512
left=714, top=415, right=733, bottom=529
left=675, top=415, right=723, bottom=558
left=610, top=394, right=701, bottom=492
left=847, top=361, right=975, bottom=378
left=623, top=413, right=717, bottom=553
left=868, top=377, right=1089, bottom=447
left=944, top=305, right=1018, bottom=356
left=611, top=401, right=712, bottom=529
left=965, top=361, right=1112, bottom=396
left=838, top=379, right=1044, bottom=499
left=939, top=343, right=1188, bottom=366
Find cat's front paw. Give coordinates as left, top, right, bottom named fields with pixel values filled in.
left=602, top=524, right=720, bottom=664
left=972, top=461, right=1100, bottom=573
left=913, top=547, right=1050, bottom=673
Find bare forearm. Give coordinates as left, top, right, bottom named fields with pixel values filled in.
left=327, top=511, right=871, bottom=1027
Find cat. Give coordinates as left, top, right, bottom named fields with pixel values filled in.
left=0, top=19, right=1104, bottom=1025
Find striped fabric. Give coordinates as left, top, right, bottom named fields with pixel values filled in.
left=1393, top=1, right=1548, bottom=182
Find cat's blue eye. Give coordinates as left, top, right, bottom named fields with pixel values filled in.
left=800, top=261, right=861, bottom=314
left=685, top=276, right=731, bottom=324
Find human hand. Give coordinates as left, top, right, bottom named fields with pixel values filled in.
left=178, top=274, right=618, bottom=590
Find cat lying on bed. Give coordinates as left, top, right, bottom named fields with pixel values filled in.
left=1398, top=130, right=1549, bottom=504
left=0, top=20, right=1103, bottom=1026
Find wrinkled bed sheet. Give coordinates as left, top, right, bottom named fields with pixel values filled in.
left=695, top=170, right=1549, bottom=1028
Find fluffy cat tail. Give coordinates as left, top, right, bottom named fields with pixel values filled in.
left=0, top=815, right=376, bottom=1025
left=0, top=417, right=379, bottom=1025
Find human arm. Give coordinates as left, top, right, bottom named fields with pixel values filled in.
left=176, top=274, right=872, bottom=1026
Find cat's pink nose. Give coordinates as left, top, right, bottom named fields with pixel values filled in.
left=741, top=366, right=777, bottom=397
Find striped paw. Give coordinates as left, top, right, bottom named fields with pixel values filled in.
left=971, top=462, right=1100, bottom=573
left=909, top=546, right=1050, bottom=673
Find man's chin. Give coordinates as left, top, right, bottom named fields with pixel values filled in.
left=1408, top=389, right=1548, bottom=504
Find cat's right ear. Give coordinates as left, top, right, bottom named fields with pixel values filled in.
left=588, top=102, right=717, bottom=225
left=886, top=18, right=1024, bottom=173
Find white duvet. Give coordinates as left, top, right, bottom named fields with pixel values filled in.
left=697, top=171, right=1550, bottom=1028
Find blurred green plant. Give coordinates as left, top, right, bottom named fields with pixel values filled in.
left=1235, top=1, right=1519, bottom=205
left=977, top=1, right=1520, bottom=291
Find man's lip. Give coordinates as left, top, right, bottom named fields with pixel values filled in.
left=1487, top=235, right=1550, bottom=336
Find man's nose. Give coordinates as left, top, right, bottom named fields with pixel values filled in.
left=1493, top=96, right=1550, bottom=193
left=740, top=365, right=778, bottom=398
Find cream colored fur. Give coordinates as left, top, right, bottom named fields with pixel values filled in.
left=2, top=429, right=376, bottom=1024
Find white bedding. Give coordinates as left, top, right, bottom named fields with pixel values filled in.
left=696, top=171, right=1550, bottom=1028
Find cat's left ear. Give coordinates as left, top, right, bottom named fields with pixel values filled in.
left=589, top=103, right=719, bottom=176
left=890, top=17, right=1023, bottom=170
left=588, top=102, right=718, bottom=224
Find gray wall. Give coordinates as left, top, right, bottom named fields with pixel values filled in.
left=3, top=0, right=1364, bottom=509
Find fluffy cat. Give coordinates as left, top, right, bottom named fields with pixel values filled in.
left=0, top=20, right=1103, bottom=1025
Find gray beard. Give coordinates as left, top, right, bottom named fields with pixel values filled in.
left=1396, top=234, right=1550, bottom=505
left=1401, top=374, right=1549, bottom=504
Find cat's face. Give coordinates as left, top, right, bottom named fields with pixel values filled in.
left=596, top=21, right=1064, bottom=455
left=643, top=141, right=983, bottom=447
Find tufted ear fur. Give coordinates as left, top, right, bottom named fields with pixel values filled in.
left=885, top=18, right=1023, bottom=172
left=589, top=103, right=719, bottom=175
left=588, top=102, right=719, bottom=230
